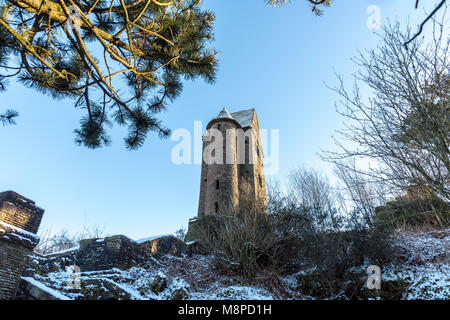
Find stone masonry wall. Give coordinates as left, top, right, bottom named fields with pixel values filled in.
left=248, top=112, right=266, bottom=208
left=0, top=240, right=33, bottom=299
left=75, top=236, right=146, bottom=272
left=0, top=191, right=43, bottom=300
left=197, top=109, right=267, bottom=218
left=0, top=191, right=44, bottom=234
left=28, top=235, right=186, bottom=275
left=140, top=235, right=185, bottom=258
left=204, top=121, right=240, bottom=216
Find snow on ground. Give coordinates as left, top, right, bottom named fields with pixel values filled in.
left=21, top=277, right=71, bottom=300
left=191, top=285, right=274, bottom=300
left=383, top=263, right=449, bottom=300
left=26, top=228, right=449, bottom=300
left=29, top=255, right=273, bottom=300
left=382, top=228, right=449, bottom=300
left=38, top=246, right=80, bottom=257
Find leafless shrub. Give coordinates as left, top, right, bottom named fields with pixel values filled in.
left=174, top=225, right=187, bottom=241
left=198, top=167, right=393, bottom=291
left=321, top=10, right=450, bottom=202
left=334, top=159, right=389, bottom=229
left=35, top=225, right=106, bottom=254
left=288, top=166, right=341, bottom=232
left=197, top=205, right=293, bottom=281
left=287, top=166, right=392, bottom=298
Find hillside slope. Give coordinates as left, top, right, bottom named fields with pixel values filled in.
left=16, top=228, right=449, bottom=300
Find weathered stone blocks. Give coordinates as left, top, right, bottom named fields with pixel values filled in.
left=0, top=191, right=44, bottom=300
left=74, top=235, right=186, bottom=272
left=0, top=191, right=44, bottom=234
left=75, top=235, right=145, bottom=272
left=139, top=235, right=185, bottom=257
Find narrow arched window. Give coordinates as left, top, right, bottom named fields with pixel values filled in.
left=216, top=180, right=220, bottom=190
left=215, top=202, right=219, bottom=213
left=245, top=137, right=250, bottom=164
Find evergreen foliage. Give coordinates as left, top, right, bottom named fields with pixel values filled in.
left=267, top=0, right=331, bottom=15
left=0, top=109, right=18, bottom=126
left=0, top=0, right=217, bottom=148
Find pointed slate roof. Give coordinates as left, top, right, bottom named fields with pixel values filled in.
left=230, top=108, right=255, bottom=128
left=210, top=107, right=256, bottom=129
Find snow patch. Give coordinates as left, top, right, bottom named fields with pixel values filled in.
left=136, top=234, right=173, bottom=244
left=21, top=277, right=71, bottom=300
left=0, top=221, right=40, bottom=242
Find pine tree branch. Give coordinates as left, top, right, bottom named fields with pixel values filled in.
left=0, top=109, right=18, bottom=126
left=0, top=0, right=217, bottom=147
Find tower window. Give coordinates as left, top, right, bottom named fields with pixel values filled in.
left=215, top=202, right=219, bottom=213
left=216, top=180, right=220, bottom=190
left=218, top=124, right=221, bottom=130
left=245, top=137, right=250, bottom=164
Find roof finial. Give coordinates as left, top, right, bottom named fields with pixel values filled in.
left=216, top=107, right=233, bottom=120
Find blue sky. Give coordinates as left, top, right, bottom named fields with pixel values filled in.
left=0, top=1, right=438, bottom=240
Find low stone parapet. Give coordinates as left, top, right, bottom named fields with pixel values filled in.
left=75, top=235, right=146, bottom=272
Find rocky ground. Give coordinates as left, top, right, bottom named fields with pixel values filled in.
left=15, top=228, right=449, bottom=300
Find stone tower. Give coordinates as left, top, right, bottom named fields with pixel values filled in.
left=197, top=108, right=266, bottom=218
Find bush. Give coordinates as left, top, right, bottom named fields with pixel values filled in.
left=197, top=168, right=394, bottom=295
left=375, top=193, right=450, bottom=229
left=297, top=226, right=393, bottom=298
left=35, top=225, right=106, bottom=254
left=196, top=205, right=306, bottom=281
